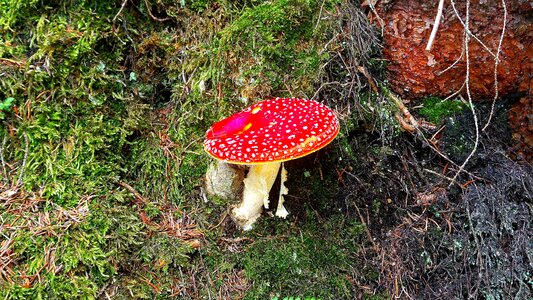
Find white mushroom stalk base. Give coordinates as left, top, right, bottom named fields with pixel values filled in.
left=232, top=162, right=289, bottom=230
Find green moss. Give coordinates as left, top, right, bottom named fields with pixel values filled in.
left=418, top=96, right=467, bottom=124
left=0, top=0, right=40, bottom=34
left=138, top=234, right=195, bottom=269
left=216, top=0, right=340, bottom=100
left=2, top=204, right=117, bottom=298
left=242, top=216, right=365, bottom=299
left=0, top=97, right=14, bottom=119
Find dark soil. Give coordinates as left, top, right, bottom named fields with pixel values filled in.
left=346, top=100, right=533, bottom=299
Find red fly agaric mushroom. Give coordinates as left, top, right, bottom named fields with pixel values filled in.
left=204, top=97, right=339, bottom=230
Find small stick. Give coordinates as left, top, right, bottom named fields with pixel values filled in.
left=118, top=181, right=147, bottom=204
left=113, top=0, right=128, bottom=22
left=0, top=58, right=26, bottom=68
left=424, top=168, right=463, bottom=188
left=143, top=0, right=170, bottom=22
left=17, top=133, right=29, bottom=185
left=367, top=0, right=385, bottom=35
left=1, top=135, right=7, bottom=184
left=388, top=92, right=420, bottom=131
left=354, top=204, right=380, bottom=253
left=426, top=0, right=445, bottom=51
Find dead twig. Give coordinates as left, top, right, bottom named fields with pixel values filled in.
left=113, top=0, right=128, bottom=22
left=357, top=65, right=379, bottom=93
left=0, top=58, right=26, bottom=68
left=17, top=133, right=29, bottom=185
left=353, top=203, right=380, bottom=253
left=423, top=168, right=462, bottom=188
left=388, top=91, right=420, bottom=132
left=1, top=135, right=7, bottom=184
left=219, top=237, right=253, bottom=244
left=209, top=209, right=230, bottom=230
left=356, top=64, right=422, bottom=133
left=425, top=0, right=445, bottom=51
left=118, top=181, right=147, bottom=205
left=143, top=0, right=170, bottom=22
left=418, top=133, right=481, bottom=181
left=364, top=0, right=385, bottom=35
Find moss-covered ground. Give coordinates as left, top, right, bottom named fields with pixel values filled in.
left=1, top=1, right=530, bottom=299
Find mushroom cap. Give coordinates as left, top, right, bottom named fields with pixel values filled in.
left=204, top=97, right=339, bottom=164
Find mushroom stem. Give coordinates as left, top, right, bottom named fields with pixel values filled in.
left=232, top=162, right=281, bottom=230
left=275, top=162, right=289, bottom=218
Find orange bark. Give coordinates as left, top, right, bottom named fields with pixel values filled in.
left=374, top=0, right=531, bottom=100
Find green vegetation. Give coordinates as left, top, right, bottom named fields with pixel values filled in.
left=418, top=96, right=467, bottom=124
left=0, top=97, right=14, bottom=119
left=217, top=0, right=339, bottom=99
left=242, top=216, right=365, bottom=299
left=3, top=1, right=522, bottom=299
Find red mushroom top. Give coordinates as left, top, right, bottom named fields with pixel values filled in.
left=204, top=97, right=339, bottom=164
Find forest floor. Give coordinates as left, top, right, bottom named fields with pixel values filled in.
left=0, top=1, right=531, bottom=299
